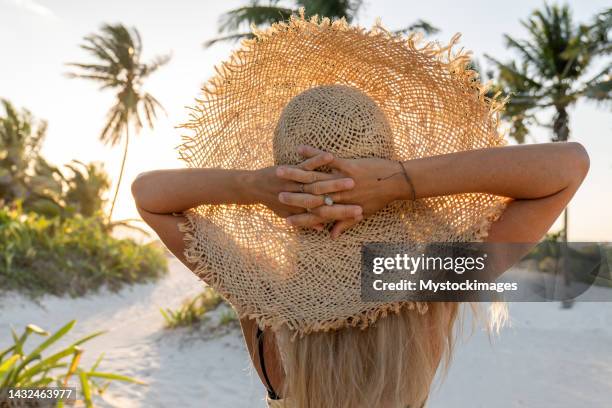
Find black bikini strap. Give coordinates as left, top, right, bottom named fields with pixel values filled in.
left=256, top=327, right=280, bottom=400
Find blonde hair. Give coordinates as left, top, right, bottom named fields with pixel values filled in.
left=275, top=302, right=507, bottom=408
left=266, top=85, right=509, bottom=406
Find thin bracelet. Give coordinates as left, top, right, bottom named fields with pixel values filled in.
left=398, top=161, right=416, bottom=201
left=376, top=161, right=417, bottom=201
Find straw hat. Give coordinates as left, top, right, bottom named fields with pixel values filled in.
left=178, top=11, right=509, bottom=335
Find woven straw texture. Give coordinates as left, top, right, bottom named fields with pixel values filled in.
left=177, top=11, right=509, bottom=335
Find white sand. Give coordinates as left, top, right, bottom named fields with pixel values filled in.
left=1, top=258, right=611, bottom=407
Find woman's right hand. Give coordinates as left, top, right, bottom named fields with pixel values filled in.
left=276, top=145, right=410, bottom=238
left=249, top=152, right=363, bottom=228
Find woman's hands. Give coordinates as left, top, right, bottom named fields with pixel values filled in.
left=276, top=145, right=411, bottom=238
left=249, top=150, right=363, bottom=229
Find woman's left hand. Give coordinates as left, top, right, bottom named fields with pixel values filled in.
left=253, top=150, right=363, bottom=230
left=277, top=145, right=411, bottom=238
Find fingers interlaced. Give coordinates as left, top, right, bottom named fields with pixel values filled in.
left=279, top=192, right=324, bottom=209
left=310, top=204, right=361, bottom=220
left=285, top=212, right=326, bottom=228
left=296, top=145, right=326, bottom=159
left=298, top=152, right=334, bottom=171
left=296, top=145, right=348, bottom=171
left=276, top=145, right=362, bottom=237
left=330, top=216, right=362, bottom=239
left=303, top=178, right=354, bottom=195
left=276, top=167, right=336, bottom=184
left=285, top=203, right=362, bottom=227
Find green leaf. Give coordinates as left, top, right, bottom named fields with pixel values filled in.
left=26, top=324, right=49, bottom=336
left=0, top=345, right=16, bottom=361
left=21, top=320, right=76, bottom=366
left=0, top=354, right=20, bottom=374
left=79, top=370, right=93, bottom=408
left=90, top=352, right=105, bottom=372
left=17, top=346, right=77, bottom=383
left=87, top=371, right=146, bottom=385
left=70, top=330, right=106, bottom=347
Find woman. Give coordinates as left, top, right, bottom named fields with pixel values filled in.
left=131, top=16, right=589, bottom=408
left=132, top=122, right=588, bottom=408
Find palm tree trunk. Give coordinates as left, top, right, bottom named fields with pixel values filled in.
left=554, top=105, right=573, bottom=308
left=108, top=123, right=129, bottom=223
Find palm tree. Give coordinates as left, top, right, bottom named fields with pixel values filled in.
left=486, top=4, right=610, bottom=241
left=487, top=4, right=610, bottom=144
left=486, top=4, right=610, bottom=308
left=205, top=0, right=438, bottom=48
left=0, top=99, right=64, bottom=216
left=67, top=24, right=170, bottom=221
left=62, top=160, right=110, bottom=218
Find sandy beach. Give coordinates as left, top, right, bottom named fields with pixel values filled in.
left=1, top=257, right=611, bottom=407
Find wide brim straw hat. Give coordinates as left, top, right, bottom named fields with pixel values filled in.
left=177, top=10, right=509, bottom=335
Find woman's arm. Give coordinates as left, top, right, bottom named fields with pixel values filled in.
left=393, top=142, right=589, bottom=203
left=278, top=143, right=589, bottom=241
left=131, top=156, right=361, bottom=265
left=132, top=152, right=360, bottom=216
left=277, top=142, right=589, bottom=274
left=133, top=168, right=255, bottom=213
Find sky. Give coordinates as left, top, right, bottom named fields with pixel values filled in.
left=1, top=0, right=610, bottom=241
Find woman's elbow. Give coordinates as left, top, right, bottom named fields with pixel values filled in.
left=131, top=171, right=154, bottom=209
left=565, top=142, right=590, bottom=182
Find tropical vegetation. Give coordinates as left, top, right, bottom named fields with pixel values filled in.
left=67, top=23, right=170, bottom=222
left=160, top=287, right=225, bottom=329
left=0, top=205, right=167, bottom=298
left=487, top=3, right=610, bottom=306
left=1, top=100, right=111, bottom=220
left=205, top=0, right=439, bottom=47
left=487, top=4, right=610, bottom=145
left=0, top=320, right=144, bottom=407
left=487, top=4, right=610, bottom=241
left=0, top=99, right=168, bottom=297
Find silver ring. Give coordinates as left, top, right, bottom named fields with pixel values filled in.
left=323, top=194, right=334, bottom=206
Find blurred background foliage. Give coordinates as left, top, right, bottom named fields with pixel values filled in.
left=205, top=0, right=439, bottom=47
left=0, top=100, right=167, bottom=299
left=0, top=205, right=167, bottom=298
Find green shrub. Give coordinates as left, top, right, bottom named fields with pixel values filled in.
left=0, top=320, right=145, bottom=407
left=218, top=309, right=238, bottom=326
left=160, top=287, right=224, bottom=329
left=0, top=206, right=167, bottom=298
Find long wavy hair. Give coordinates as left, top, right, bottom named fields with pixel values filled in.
left=270, top=85, right=508, bottom=407
left=274, top=302, right=506, bottom=408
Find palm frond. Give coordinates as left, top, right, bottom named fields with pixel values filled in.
left=587, top=8, right=611, bottom=55
left=140, top=93, right=165, bottom=129
left=204, top=33, right=253, bottom=48
left=503, top=35, right=546, bottom=76
left=79, top=41, right=119, bottom=68
left=140, top=54, right=171, bottom=78
left=217, top=4, right=294, bottom=34
left=68, top=23, right=169, bottom=142
left=207, top=0, right=363, bottom=47
left=393, top=20, right=439, bottom=36
left=582, top=78, right=612, bottom=105
left=296, top=0, right=362, bottom=22
left=64, top=70, right=119, bottom=88
left=99, top=105, right=124, bottom=146
left=484, top=55, right=543, bottom=90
